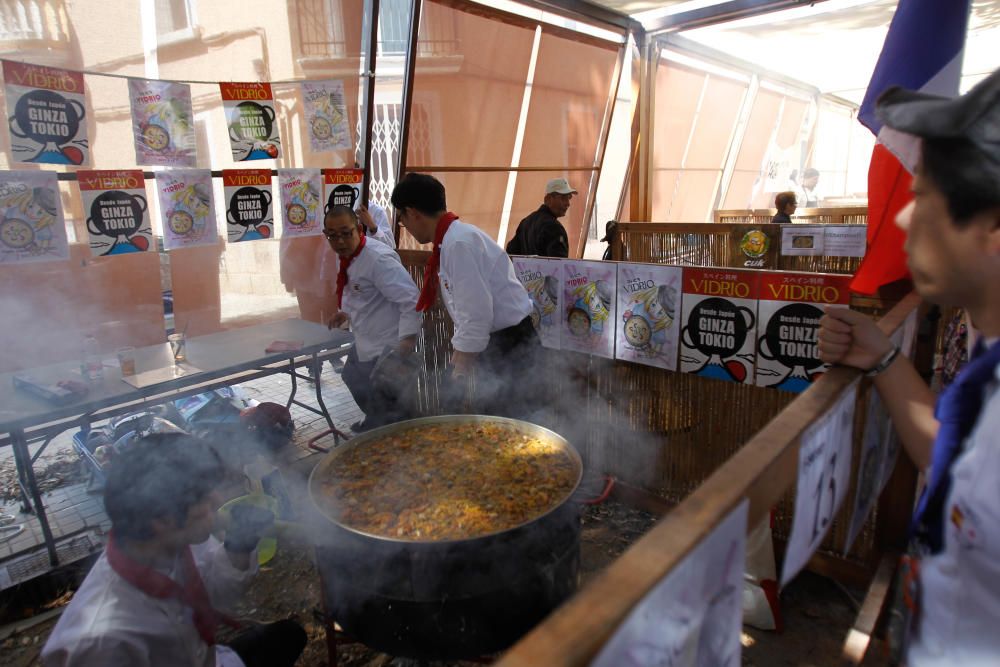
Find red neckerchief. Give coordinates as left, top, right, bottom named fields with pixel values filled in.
left=416, top=212, right=459, bottom=312
left=105, top=531, right=240, bottom=645
left=336, top=234, right=367, bottom=309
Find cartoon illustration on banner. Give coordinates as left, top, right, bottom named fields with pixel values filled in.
left=78, top=170, right=152, bottom=256
left=324, top=168, right=363, bottom=214
left=0, top=171, right=68, bottom=264
left=156, top=170, right=216, bottom=250
left=278, top=169, right=323, bottom=238
left=562, top=261, right=616, bottom=359
left=302, top=81, right=352, bottom=152
left=224, top=169, right=273, bottom=242
left=755, top=273, right=852, bottom=392
left=513, top=257, right=560, bottom=350
left=128, top=79, right=196, bottom=167
left=220, top=82, right=280, bottom=161
left=616, top=263, right=682, bottom=370
left=679, top=269, right=758, bottom=384
left=3, top=61, right=89, bottom=165
left=591, top=500, right=747, bottom=667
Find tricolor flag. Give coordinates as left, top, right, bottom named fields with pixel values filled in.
left=849, top=0, right=971, bottom=295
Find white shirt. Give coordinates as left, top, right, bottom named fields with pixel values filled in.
left=908, top=358, right=1000, bottom=666
left=437, top=220, right=533, bottom=354
left=42, top=537, right=256, bottom=667
left=363, top=202, right=395, bottom=249
left=342, top=238, right=422, bottom=362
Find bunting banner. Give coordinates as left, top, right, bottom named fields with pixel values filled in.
left=302, top=80, right=352, bottom=152
left=223, top=169, right=273, bottom=242
left=616, top=263, right=682, bottom=371
left=513, top=257, right=561, bottom=350
left=323, top=168, right=363, bottom=214
left=128, top=78, right=196, bottom=167
left=562, top=260, right=616, bottom=359
left=3, top=61, right=89, bottom=165
left=755, top=273, right=851, bottom=392
left=156, top=170, right=216, bottom=250
left=78, top=169, right=152, bottom=256
left=679, top=269, right=759, bottom=385
left=278, top=169, right=323, bottom=238
left=220, top=82, right=280, bottom=161
left=0, top=170, right=68, bottom=264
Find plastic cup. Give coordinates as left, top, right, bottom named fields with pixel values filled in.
left=116, top=347, right=137, bottom=376
left=167, top=333, right=187, bottom=362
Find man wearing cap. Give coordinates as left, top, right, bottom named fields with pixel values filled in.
left=323, top=205, right=421, bottom=432
left=505, top=178, right=576, bottom=258
left=391, top=173, right=541, bottom=418
left=817, top=68, right=1000, bottom=665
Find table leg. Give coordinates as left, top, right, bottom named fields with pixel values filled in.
left=11, top=429, right=59, bottom=566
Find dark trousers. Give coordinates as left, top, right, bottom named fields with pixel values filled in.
left=341, top=346, right=409, bottom=426
left=472, top=316, right=544, bottom=419
left=226, top=619, right=307, bottom=667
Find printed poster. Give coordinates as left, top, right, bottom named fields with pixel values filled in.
left=324, top=168, right=363, bottom=214
left=591, top=500, right=747, bottom=667
left=755, top=273, right=852, bottom=393
left=0, top=171, right=68, bottom=264
left=823, top=225, right=867, bottom=258
left=156, top=170, right=216, bottom=250
left=679, top=268, right=759, bottom=384
left=781, top=380, right=858, bottom=586
left=616, top=263, right=682, bottom=370
left=278, top=169, right=323, bottom=238
left=844, top=388, right=895, bottom=552
left=223, top=169, right=273, bottom=242
left=512, top=257, right=560, bottom=350
left=780, top=225, right=824, bottom=256
left=562, top=260, right=616, bottom=359
left=128, top=78, right=196, bottom=166
left=220, top=82, right=280, bottom=161
left=78, top=170, right=152, bottom=256
left=3, top=60, right=89, bottom=165
left=302, top=80, right=352, bottom=152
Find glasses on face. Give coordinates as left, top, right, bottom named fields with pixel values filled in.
left=323, top=229, right=356, bottom=241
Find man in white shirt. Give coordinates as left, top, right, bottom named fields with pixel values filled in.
left=324, top=205, right=421, bottom=431
left=818, top=68, right=1000, bottom=665
left=390, top=173, right=541, bottom=418
left=42, top=434, right=307, bottom=667
left=360, top=201, right=396, bottom=248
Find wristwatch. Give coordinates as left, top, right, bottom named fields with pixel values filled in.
left=865, top=345, right=901, bottom=377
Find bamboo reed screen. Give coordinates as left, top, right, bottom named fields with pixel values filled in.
left=614, top=222, right=863, bottom=274
left=398, top=250, right=907, bottom=569
left=714, top=207, right=868, bottom=225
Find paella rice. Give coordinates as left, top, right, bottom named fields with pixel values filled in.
left=315, top=421, right=578, bottom=541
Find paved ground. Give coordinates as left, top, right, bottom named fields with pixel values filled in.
left=0, top=360, right=362, bottom=587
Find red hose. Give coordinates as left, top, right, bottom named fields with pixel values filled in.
left=581, top=475, right=615, bottom=505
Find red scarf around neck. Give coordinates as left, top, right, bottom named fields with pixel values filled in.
left=416, top=212, right=459, bottom=312
left=105, top=531, right=240, bottom=645
left=336, top=234, right=366, bottom=309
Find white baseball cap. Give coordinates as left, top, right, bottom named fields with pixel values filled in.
left=545, top=178, right=578, bottom=195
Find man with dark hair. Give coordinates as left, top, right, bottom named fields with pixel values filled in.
left=42, top=434, right=307, bottom=667
left=323, top=205, right=421, bottom=431
left=818, top=68, right=1000, bottom=664
left=391, top=173, right=539, bottom=417
left=796, top=167, right=821, bottom=206
left=772, top=191, right=797, bottom=224
left=505, top=178, right=576, bottom=257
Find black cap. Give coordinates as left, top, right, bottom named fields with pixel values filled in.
left=600, top=220, right=617, bottom=243
left=876, top=68, right=1000, bottom=176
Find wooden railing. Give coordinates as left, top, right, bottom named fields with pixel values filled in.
left=494, top=292, right=922, bottom=666
left=714, top=207, right=868, bottom=225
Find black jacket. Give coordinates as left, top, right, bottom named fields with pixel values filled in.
left=771, top=212, right=792, bottom=224
left=506, top=205, right=569, bottom=258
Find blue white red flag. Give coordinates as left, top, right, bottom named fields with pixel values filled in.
left=850, top=0, right=970, bottom=295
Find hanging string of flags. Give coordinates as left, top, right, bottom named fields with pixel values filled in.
left=0, top=58, right=368, bottom=264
